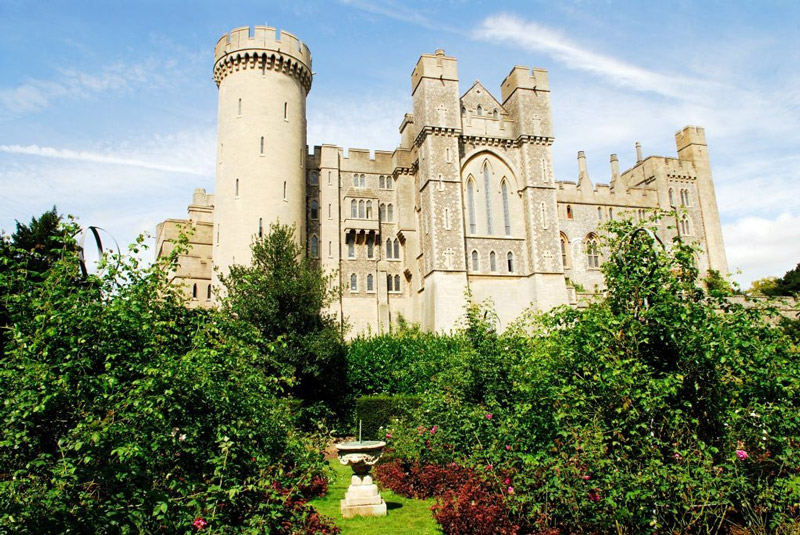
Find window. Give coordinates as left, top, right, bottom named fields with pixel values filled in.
left=446, top=147, right=451, bottom=163
left=192, top=283, right=197, bottom=299
left=680, top=189, right=690, bottom=206
left=566, top=205, right=573, bottom=219
left=461, top=106, right=466, bottom=116
left=360, top=174, right=366, bottom=188
left=387, top=177, right=393, bottom=190
left=444, top=208, right=451, bottom=230
left=540, top=202, right=548, bottom=230
left=467, top=178, right=476, bottom=233
left=386, top=274, right=393, bottom=292
left=387, top=204, right=394, bottom=222
left=283, top=181, right=287, bottom=201
left=260, top=136, right=265, bottom=155
left=608, top=207, right=614, bottom=220
left=507, top=252, right=514, bottom=273
left=358, top=200, right=365, bottom=219
left=238, top=98, right=242, bottom=116
left=353, top=174, right=359, bottom=187
left=235, top=178, right=239, bottom=197
left=471, top=250, right=479, bottom=271
left=207, top=284, right=211, bottom=300
left=350, top=273, right=357, bottom=292
left=484, top=163, right=493, bottom=234
left=477, top=104, right=483, bottom=116
left=379, top=203, right=386, bottom=220
left=310, top=199, right=318, bottom=220
left=366, top=200, right=373, bottom=219
left=560, top=233, right=570, bottom=269
left=310, top=172, right=318, bottom=185
left=586, top=235, right=600, bottom=268
left=681, top=215, right=691, bottom=235
left=258, top=217, right=263, bottom=238
left=493, top=108, right=498, bottom=119
left=328, top=203, right=331, bottom=219
left=393, top=239, right=400, bottom=260
left=597, top=207, right=603, bottom=220
left=379, top=175, right=385, bottom=189
left=347, top=234, right=355, bottom=258
left=351, top=200, right=357, bottom=218
left=310, top=235, right=319, bottom=258
left=490, top=251, right=497, bottom=272
left=501, top=180, right=511, bottom=236
left=283, top=102, right=288, bottom=120
left=394, top=275, right=401, bottom=292
left=367, top=234, right=374, bottom=258
left=367, top=274, right=374, bottom=292
left=669, top=188, right=675, bottom=206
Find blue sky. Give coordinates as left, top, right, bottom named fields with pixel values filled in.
left=1, top=0, right=798, bottom=287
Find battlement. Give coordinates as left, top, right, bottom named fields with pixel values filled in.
left=213, top=26, right=312, bottom=91
left=411, top=49, right=458, bottom=93
left=339, top=148, right=395, bottom=172
left=675, top=125, right=706, bottom=151
left=501, top=66, right=549, bottom=103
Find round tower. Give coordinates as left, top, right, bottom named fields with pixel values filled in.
left=211, top=26, right=312, bottom=288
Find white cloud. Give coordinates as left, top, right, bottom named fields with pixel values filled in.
left=723, top=213, right=800, bottom=288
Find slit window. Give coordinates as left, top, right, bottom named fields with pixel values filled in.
left=467, top=178, right=476, bottom=234
left=501, top=180, right=511, bottom=236
left=260, top=136, right=264, bottom=155
left=192, top=283, right=197, bottom=299
left=484, top=164, right=493, bottom=234
left=258, top=217, right=263, bottom=238
left=490, top=251, right=497, bottom=272
left=367, top=274, right=374, bottom=292
left=507, top=252, right=514, bottom=273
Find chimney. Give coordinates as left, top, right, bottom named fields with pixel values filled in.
left=610, top=154, right=620, bottom=186
left=635, top=142, right=642, bottom=163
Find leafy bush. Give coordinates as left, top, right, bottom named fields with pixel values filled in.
left=0, top=230, right=336, bottom=534
left=354, top=395, right=421, bottom=441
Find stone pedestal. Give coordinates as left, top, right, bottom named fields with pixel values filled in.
left=340, top=474, right=387, bottom=518
left=336, top=440, right=387, bottom=518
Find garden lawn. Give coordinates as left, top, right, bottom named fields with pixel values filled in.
left=311, top=459, right=441, bottom=535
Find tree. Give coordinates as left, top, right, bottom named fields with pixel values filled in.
left=770, top=262, right=800, bottom=296
left=748, top=276, right=780, bottom=296
left=220, top=223, right=347, bottom=420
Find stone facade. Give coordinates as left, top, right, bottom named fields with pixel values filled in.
left=158, top=26, right=729, bottom=336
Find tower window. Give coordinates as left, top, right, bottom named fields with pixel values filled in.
left=367, top=274, right=374, bottom=292
left=379, top=203, right=386, bottom=220
left=351, top=199, right=357, bottom=218
left=353, top=174, right=359, bottom=187
left=366, top=200, right=373, bottom=219
left=501, top=180, right=511, bottom=236
left=507, top=252, right=514, bottom=273
left=444, top=208, right=451, bottom=230
left=358, top=200, right=365, bottom=219
left=379, top=175, right=385, bottom=189
left=310, top=235, right=319, bottom=258
left=347, top=234, right=355, bottom=258
left=586, top=235, right=600, bottom=268
left=235, top=178, right=239, bottom=197
left=386, top=274, right=394, bottom=292
left=490, top=251, right=497, bottom=272
left=350, top=273, right=358, bottom=292
left=283, top=181, right=287, bottom=201
left=669, top=188, right=675, bottom=206
left=207, top=284, right=211, bottom=300
left=260, top=136, right=265, bottom=155
left=387, top=177, right=393, bottom=190
left=560, top=233, right=570, bottom=269
left=360, top=174, right=366, bottom=188
left=393, top=239, right=400, bottom=260
left=471, top=250, right=479, bottom=271
left=394, top=275, right=401, bottom=292
left=238, top=98, right=242, bottom=116
left=387, top=204, right=394, bottom=222
left=484, top=163, right=493, bottom=235
left=477, top=105, right=483, bottom=116
left=597, top=207, right=603, bottom=220
left=608, top=208, right=614, bottom=220
left=192, top=283, right=197, bottom=299
left=258, top=218, right=263, bottom=238
left=310, top=199, right=318, bottom=220
left=284, top=102, right=288, bottom=121
left=367, top=234, right=374, bottom=258
left=386, top=238, right=392, bottom=259
left=467, top=178, right=476, bottom=234
left=310, top=172, right=318, bottom=185
left=493, top=108, right=498, bottom=119
left=566, top=205, right=573, bottom=219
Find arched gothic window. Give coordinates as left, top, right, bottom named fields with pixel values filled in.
left=681, top=215, right=691, bottom=235
left=367, top=234, right=374, bottom=258
left=566, top=205, right=573, bottom=219
left=560, top=233, right=570, bottom=269
left=493, top=108, right=499, bottom=119
left=351, top=200, right=357, bottom=218
left=350, top=273, right=357, bottom=291
left=386, top=238, right=392, bottom=259
left=507, top=252, right=514, bottom=273
left=501, top=180, right=511, bottom=236
left=669, top=188, right=675, bottom=206
left=358, top=200, right=365, bottom=219
left=471, top=250, right=479, bottom=271
left=393, top=239, right=400, bottom=260
left=586, top=235, right=600, bottom=268
left=353, top=174, right=359, bottom=187
left=394, top=275, right=400, bottom=291
left=310, top=199, right=318, bottom=220
left=366, top=200, right=373, bottom=219
left=597, top=207, right=603, bottom=220
left=360, top=174, right=366, bottom=188
left=490, top=251, right=497, bottom=271
left=367, top=274, right=374, bottom=292
left=467, top=178, right=477, bottom=234
left=386, top=274, right=393, bottom=292
left=477, top=104, right=483, bottom=116
left=387, top=204, right=394, bottom=222
left=310, top=235, right=319, bottom=258
left=608, top=207, right=614, bottom=220
left=379, top=203, right=386, bottom=220
left=484, top=163, right=493, bottom=234
left=347, top=234, right=355, bottom=258
left=379, top=175, right=385, bottom=189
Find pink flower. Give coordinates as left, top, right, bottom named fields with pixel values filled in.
left=673, top=453, right=682, bottom=461
left=193, top=518, right=207, bottom=530
left=504, top=477, right=511, bottom=485
left=736, top=449, right=749, bottom=461
left=430, top=425, right=438, bottom=435
left=450, top=462, right=458, bottom=467
left=485, top=413, right=493, bottom=420
left=507, top=486, right=514, bottom=494
left=582, top=475, right=591, bottom=481
left=485, top=464, right=493, bottom=471
left=505, top=445, right=512, bottom=451
left=588, top=490, right=601, bottom=502
left=252, top=457, right=257, bottom=462
left=417, top=426, right=425, bottom=435
left=385, top=432, right=392, bottom=439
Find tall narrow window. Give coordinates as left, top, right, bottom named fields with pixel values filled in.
left=477, top=104, right=483, bottom=116
left=379, top=175, right=385, bottom=189
left=310, top=235, right=319, bottom=257
left=387, top=204, right=394, bottom=222
left=566, top=205, right=573, bottom=219
left=328, top=203, right=331, bottom=219
left=284, top=102, right=288, bottom=120
left=608, top=207, right=614, bottom=220
left=540, top=202, right=548, bottom=229
left=367, top=234, right=374, bottom=258
left=471, top=250, right=479, bottom=271
left=387, top=177, right=393, bottom=190
left=283, top=181, right=287, bottom=200
left=394, top=275, right=400, bottom=292
left=560, top=233, right=570, bottom=269
left=310, top=172, right=318, bottom=185
left=238, top=98, right=242, bottom=116
left=446, top=147, right=451, bottom=163
left=351, top=200, right=357, bottom=218
left=260, top=136, right=264, bottom=155
left=669, top=188, right=675, bottom=206
left=328, top=241, right=332, bottom=257
left=467, top=178, right=476, bottom=234
left=490, top=251, right=497, bottom=272
left=393, top=239, right=400, bottom=260
left=347, top=234, right=354, bottom=258
left=207, top=285, right=211, bottom=300
left=235, top=178, right=239, bottom=197
left=310, top=200, right=318, bottom=220
left=366, top=200, right=373, bottom=219
left=379, top=203, right=386, bottom=220
left=386, top=238, right=392, bottom=259
left=501, top=180, right=511, bottom=236
left=507, top=252, right=514, bottom=273
left=493, top=108, right=499, bottom=119
left=258, top=218, right=263, bottom=238
left=358, top=200, right=365, bottom=219
left=597, top=207, right=603, bottom=220
left=353, top=174, right=359, bottom=187
left=484, top=164, right=493, bottom=234
left=327, top=171, right=331, bottom=185
left=367, top=274, right=374, bottom=292
left=386, top=274, right=393, bottom=292
left=586, top=235, right=600, bottom=268
left=444, top=208, right=451, bottom=230
left=360, top=174, right=366, bottom=188
left=350, top=273, right=357, bottom=291
left=192, top=283, right=197, bottom=299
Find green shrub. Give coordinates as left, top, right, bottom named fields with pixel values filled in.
left=354, top=395, right=422, bottom=440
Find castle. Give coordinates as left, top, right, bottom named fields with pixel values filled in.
left=156, top=26, right=729, bottom=336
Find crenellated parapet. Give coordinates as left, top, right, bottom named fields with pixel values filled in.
left=213, top=26, right=312, bottom=92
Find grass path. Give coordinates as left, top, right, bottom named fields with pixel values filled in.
left=311, top=459, right=441, bottom=535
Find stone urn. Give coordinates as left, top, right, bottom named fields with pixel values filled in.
left=336, top=440, right=387, bottom=518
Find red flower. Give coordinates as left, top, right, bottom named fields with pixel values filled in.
left=193, top=517, right=207, bottom=530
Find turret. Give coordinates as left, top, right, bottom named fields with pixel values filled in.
left=609, top=154, right=620, bottom=190
left=211, top=26, right=313, bottom=291
left=577, top=151, right=592, bottom=189
left=500, top=66, right=553, bottom=139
